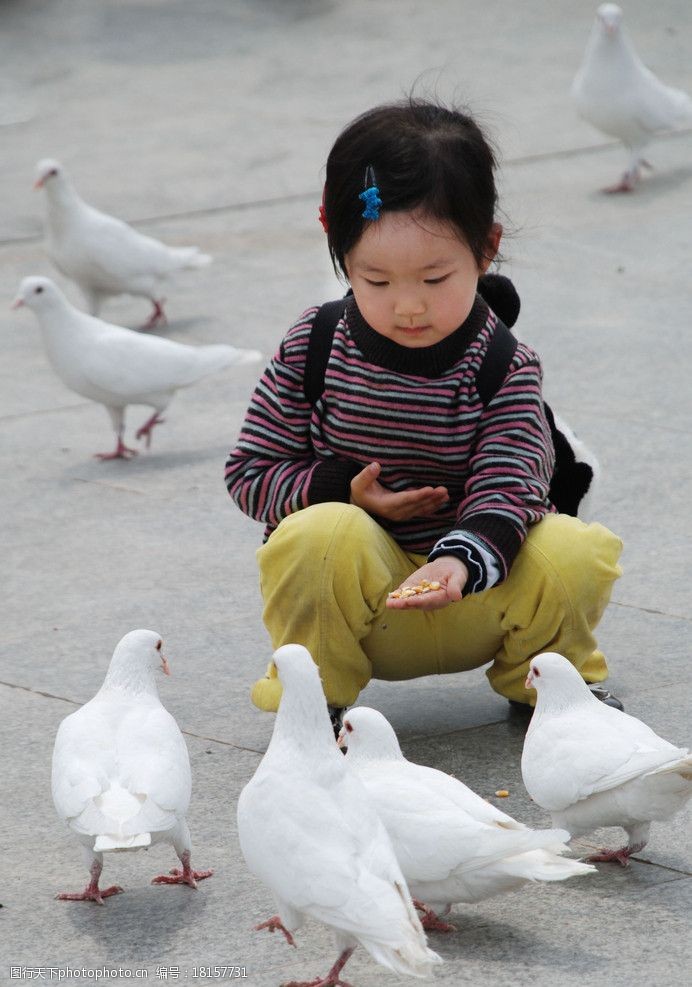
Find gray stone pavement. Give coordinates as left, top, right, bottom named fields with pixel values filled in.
left=1, top=0, right=691, bottom=984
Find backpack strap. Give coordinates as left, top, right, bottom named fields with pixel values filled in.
left=303, top=295, right=518, bottom=409
left=476, top=319, right=518, bottom=406
left=303, top=297, right=348, bottom=406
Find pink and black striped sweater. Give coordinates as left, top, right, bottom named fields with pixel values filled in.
left=225, top=295, right=555, bottom=594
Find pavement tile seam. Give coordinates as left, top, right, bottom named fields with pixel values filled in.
left=558, top=409, right=692, bottom=438
left=69, top=476, right=151, bottom=497
left=574, top=840, right=692, bottom=878
left=5, top=399, right=692, bottom=442
left=507, top=124, right=692, bottom=169
left=627, top=861, right=692, bottom=879
left=607, top=599, right=692, bottom=625
left=0, top=401, right=90, bottom=423
left=1, top=129, right=688, bottom=251
left=0, top=681, right=267, bottom=756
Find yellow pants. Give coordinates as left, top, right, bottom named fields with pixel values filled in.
left=251, top=503, right=623, bottom=711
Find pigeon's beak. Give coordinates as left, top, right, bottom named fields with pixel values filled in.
left=161, top=655, right=171, bottom=676
left=525, top=669, right=535, bottom=690
left=10, top=296, right=24, bottom=310
left=336, top=728, right=347, bottom=749
left=33, top=177, right=45, bottom=190
left=598, top=17, right=617, bottom=38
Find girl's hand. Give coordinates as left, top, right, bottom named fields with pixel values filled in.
left=350, top=462, right=448, bottom=522
left=386, top=557, right=469, bottom=611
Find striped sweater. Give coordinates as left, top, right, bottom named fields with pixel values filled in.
left=225, top=294, right=555, bottom=593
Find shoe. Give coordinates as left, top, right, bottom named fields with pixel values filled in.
left=588, top=686, right=624, bottom=711
left=328, top=706, right=346, bottom=744
left=250, top=661, right=283, bottom=712
left=508, top=685, right=624, bottom=714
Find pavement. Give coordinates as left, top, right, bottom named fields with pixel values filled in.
left=1, top=0, right=691, bottom=984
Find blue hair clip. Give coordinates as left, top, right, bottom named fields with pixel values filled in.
left=359, top=165, right=382, bottom=221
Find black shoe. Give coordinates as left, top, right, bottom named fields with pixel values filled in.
left=588, top=686, right=624, bottom=711
left=508, top=685, right=624, bottom=714
left=328, top=706, right=346, bottom=742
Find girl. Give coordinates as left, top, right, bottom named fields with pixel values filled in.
left=225, top=99, right=623, bottom=728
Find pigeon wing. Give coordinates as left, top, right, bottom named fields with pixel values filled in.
left=116, top=705, right=192, bottom=815
left=74, top=207, right=190, bottom=287
left=239, top=765, right=418, bottom=942
left=632, top=70, right=692, bottom=133
left=52, top=702, right=115, bottom=821
left=356, top=763, right=561, bottom=883
left=400, top=760, right=526, bottom=830
left=76, top=324, right=226, bottom=402
left=523, top=706, right=686, bottom=812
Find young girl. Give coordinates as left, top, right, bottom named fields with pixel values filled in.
left=225, top=99, right=623, bottom=728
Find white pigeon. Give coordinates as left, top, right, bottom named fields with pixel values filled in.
left=571, top=3, right=692, bottom=191
left=339, top=707, right=594, bottom=931
left=12, top=276, right=262, bottom=459
left=51, top=629, right=213, bottom=903
left=35, top=158, right=212, bottom=327
left=237, top=644, right=442, bottom=985
left=521, top=652, right=692, bottom=866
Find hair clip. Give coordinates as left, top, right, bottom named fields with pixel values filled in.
left=359, top=165, right=382, bottom=221
left=318, top=185, right=329, bottom=233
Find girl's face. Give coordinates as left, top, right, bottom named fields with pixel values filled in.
left=345, top=210, right=501, bottom=348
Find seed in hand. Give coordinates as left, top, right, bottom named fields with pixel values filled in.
left=388, top=579, right=442, bottom=600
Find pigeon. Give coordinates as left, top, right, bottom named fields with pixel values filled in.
left=34, top=158, right=212, bottom=327
left=237, top=644, right=442, bottom=985
left=339, top=707, right=594, bottom=931
left=12, top=276, right=262, bottom=459
left=521, top=652, right=692, bottom=866
left=571, top=3, right=692, bottom=191
left=51, top=629, right=213, bottom=903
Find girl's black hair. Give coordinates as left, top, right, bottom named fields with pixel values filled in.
left=324, top=98, right=498, bottom=277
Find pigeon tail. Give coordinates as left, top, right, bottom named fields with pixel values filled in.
left=640, top=753, right=692, bottom=816
left=168, top=246, right=212, bottom=270
left=70, top=780, right=176, bottom=846
left=192, top=343, right=262, bottom=377
left=94, top=832, right=151, bottom=852
left=500, top=847, right=596, bottom=884
left=446, top=825, right=573, bottom=877
left=423, top=844, right=595, bottom=904
left=666, top=87, right=692, bottom=128
left=348, top=879, right=442, bottom=977
left=358, top=930, right=442, bottom=979
left=648, top=752, right=692, bottom=782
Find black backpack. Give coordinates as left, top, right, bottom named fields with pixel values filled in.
left=302, top=276, right=596, bottom=518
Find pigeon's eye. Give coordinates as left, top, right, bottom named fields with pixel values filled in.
left=345, top=721, right=353, bottom=733
left=533, top=667, right=541, bottom=678
left=49, top=168, right=58, bottom=177
left=156, top=640, right=162, bottom=651
left=35, top=286, right=44, bottom=294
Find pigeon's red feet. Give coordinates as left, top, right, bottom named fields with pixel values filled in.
left=280, top=947, right=355, bottom=987
left=151, top=854, right=213, bottom=889
left=135, top=413, right=165, bottom=448
left=94, top=438, right=138, bottom=460
left=586, top=842, right=646, bottom=867
left=141, top=299, right=167, bottom=331
left=413, top=898, right=457, bottom=933
left=281, top=977, right=354, bottom=987
left=56, top=884, right=124, bottom=905
left=255, top=915, right=297, bottom=947
left=602, top=169, right=639, bottom=193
